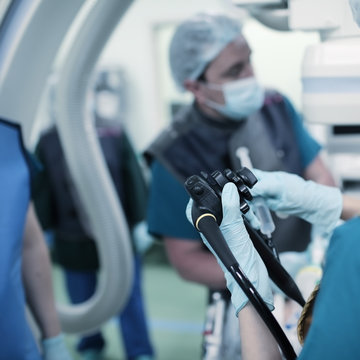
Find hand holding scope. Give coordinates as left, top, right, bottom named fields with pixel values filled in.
left=184, top=167, right=305, bottom=360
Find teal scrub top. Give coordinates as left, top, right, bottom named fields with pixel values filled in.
left=298, top=217, right=360, bottom=359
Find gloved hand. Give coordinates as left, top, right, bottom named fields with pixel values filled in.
left=42, top=333, right=73, bottom=360
left=132, top=221, right=156, bottom=255
left=186, top=182, right=273, bottom=315
left=243, top=204, right=261, bottom=230
left=251, top=169, right=343, bottom=238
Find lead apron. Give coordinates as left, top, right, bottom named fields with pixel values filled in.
left=0, top=119, right=41, bottom=359
left=229, top=110, right=312, bottom=252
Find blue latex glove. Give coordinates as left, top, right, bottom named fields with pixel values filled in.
left=42, top=334, right=73, bottom=360
left=251, top=169, right=342, bottom=238
left=243, top=204, right=261, bottom=230
left=132, top=221, right=156, bottom=255
left=186, top=183, right=273, bottom=315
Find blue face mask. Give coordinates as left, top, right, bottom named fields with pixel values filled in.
left=205, top=77, right=265, bottom=121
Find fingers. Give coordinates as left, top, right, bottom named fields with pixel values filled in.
left=251, top=168, right=265, bottom=180
left=244, top=207, right=260, bottom=230
left=187, top=181, right=261, bottom=229
left=221, top=183, right=242, bottom=224
left=250, top=184, right=270, bottom=198
left=221, top=183, right=261, bottom=229
left=250, top=169, right=279, bottom=198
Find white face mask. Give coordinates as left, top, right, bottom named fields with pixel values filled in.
left=349, top=0, right=360, bottom=26
left=205, top=77, right=265, bottom=121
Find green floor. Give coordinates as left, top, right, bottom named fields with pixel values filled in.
left=55, top=243, right=207, bottom=360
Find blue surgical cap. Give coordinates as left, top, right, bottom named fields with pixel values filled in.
left=169, top=13, right=243, bottom=91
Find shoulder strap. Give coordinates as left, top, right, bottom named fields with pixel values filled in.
left=144, top=106, right=196, bottom=183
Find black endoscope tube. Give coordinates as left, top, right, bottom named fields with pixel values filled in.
left=243, top=217, right=306, bottom=307
left=197, top=215, right=297, bottom=360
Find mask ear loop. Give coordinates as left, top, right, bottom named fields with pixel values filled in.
left=203, top=82, right=224, bottom=91
left=197, top=81, right=225, bottom=112
left=203, top=77, right=259, bottom=95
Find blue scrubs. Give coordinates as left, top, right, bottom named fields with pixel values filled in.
left=64, top=255, right=154, bottom=359
left=0, top=119, right=41, bottom=359
left=299, top=217, right=360, bottom=359
left=147, top=99, right=321, bottom=240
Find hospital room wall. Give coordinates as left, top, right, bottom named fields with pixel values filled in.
left=98, top=0, right=321, bottom=152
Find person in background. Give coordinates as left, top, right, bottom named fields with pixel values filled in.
left=33, top=69, right=155, bottom=360
left=0, top=118, right=72, bottom=360
left=192, top=2, right=360, bottom=357
left=144, top=12, right=335, bottom=358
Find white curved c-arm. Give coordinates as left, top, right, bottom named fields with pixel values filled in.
left=54, top=0, right=135, bottom=334
left=0, top=0, right=135, bottom=335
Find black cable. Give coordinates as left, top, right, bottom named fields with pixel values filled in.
left=243, top=217, right=306, bottom=307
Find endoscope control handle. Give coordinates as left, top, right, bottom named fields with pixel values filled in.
left=192, top=206, right=238, bottom=270
left=184, top=172, right=305, bottom=306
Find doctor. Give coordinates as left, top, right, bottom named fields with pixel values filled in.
left=186, top=2, right=360, bottom=358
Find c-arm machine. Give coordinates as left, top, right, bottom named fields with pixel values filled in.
left=229, top=0, right=360, bottom=193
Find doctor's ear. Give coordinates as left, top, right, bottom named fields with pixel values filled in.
left=184, top=79, right=207, bottom=103
left=184, top=79, right=200, bottom=93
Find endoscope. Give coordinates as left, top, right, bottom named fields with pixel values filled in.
left=184, top=167, right=305, bottom=360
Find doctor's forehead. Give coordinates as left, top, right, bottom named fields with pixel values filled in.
left=205, top=37, right=251, bottom=75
